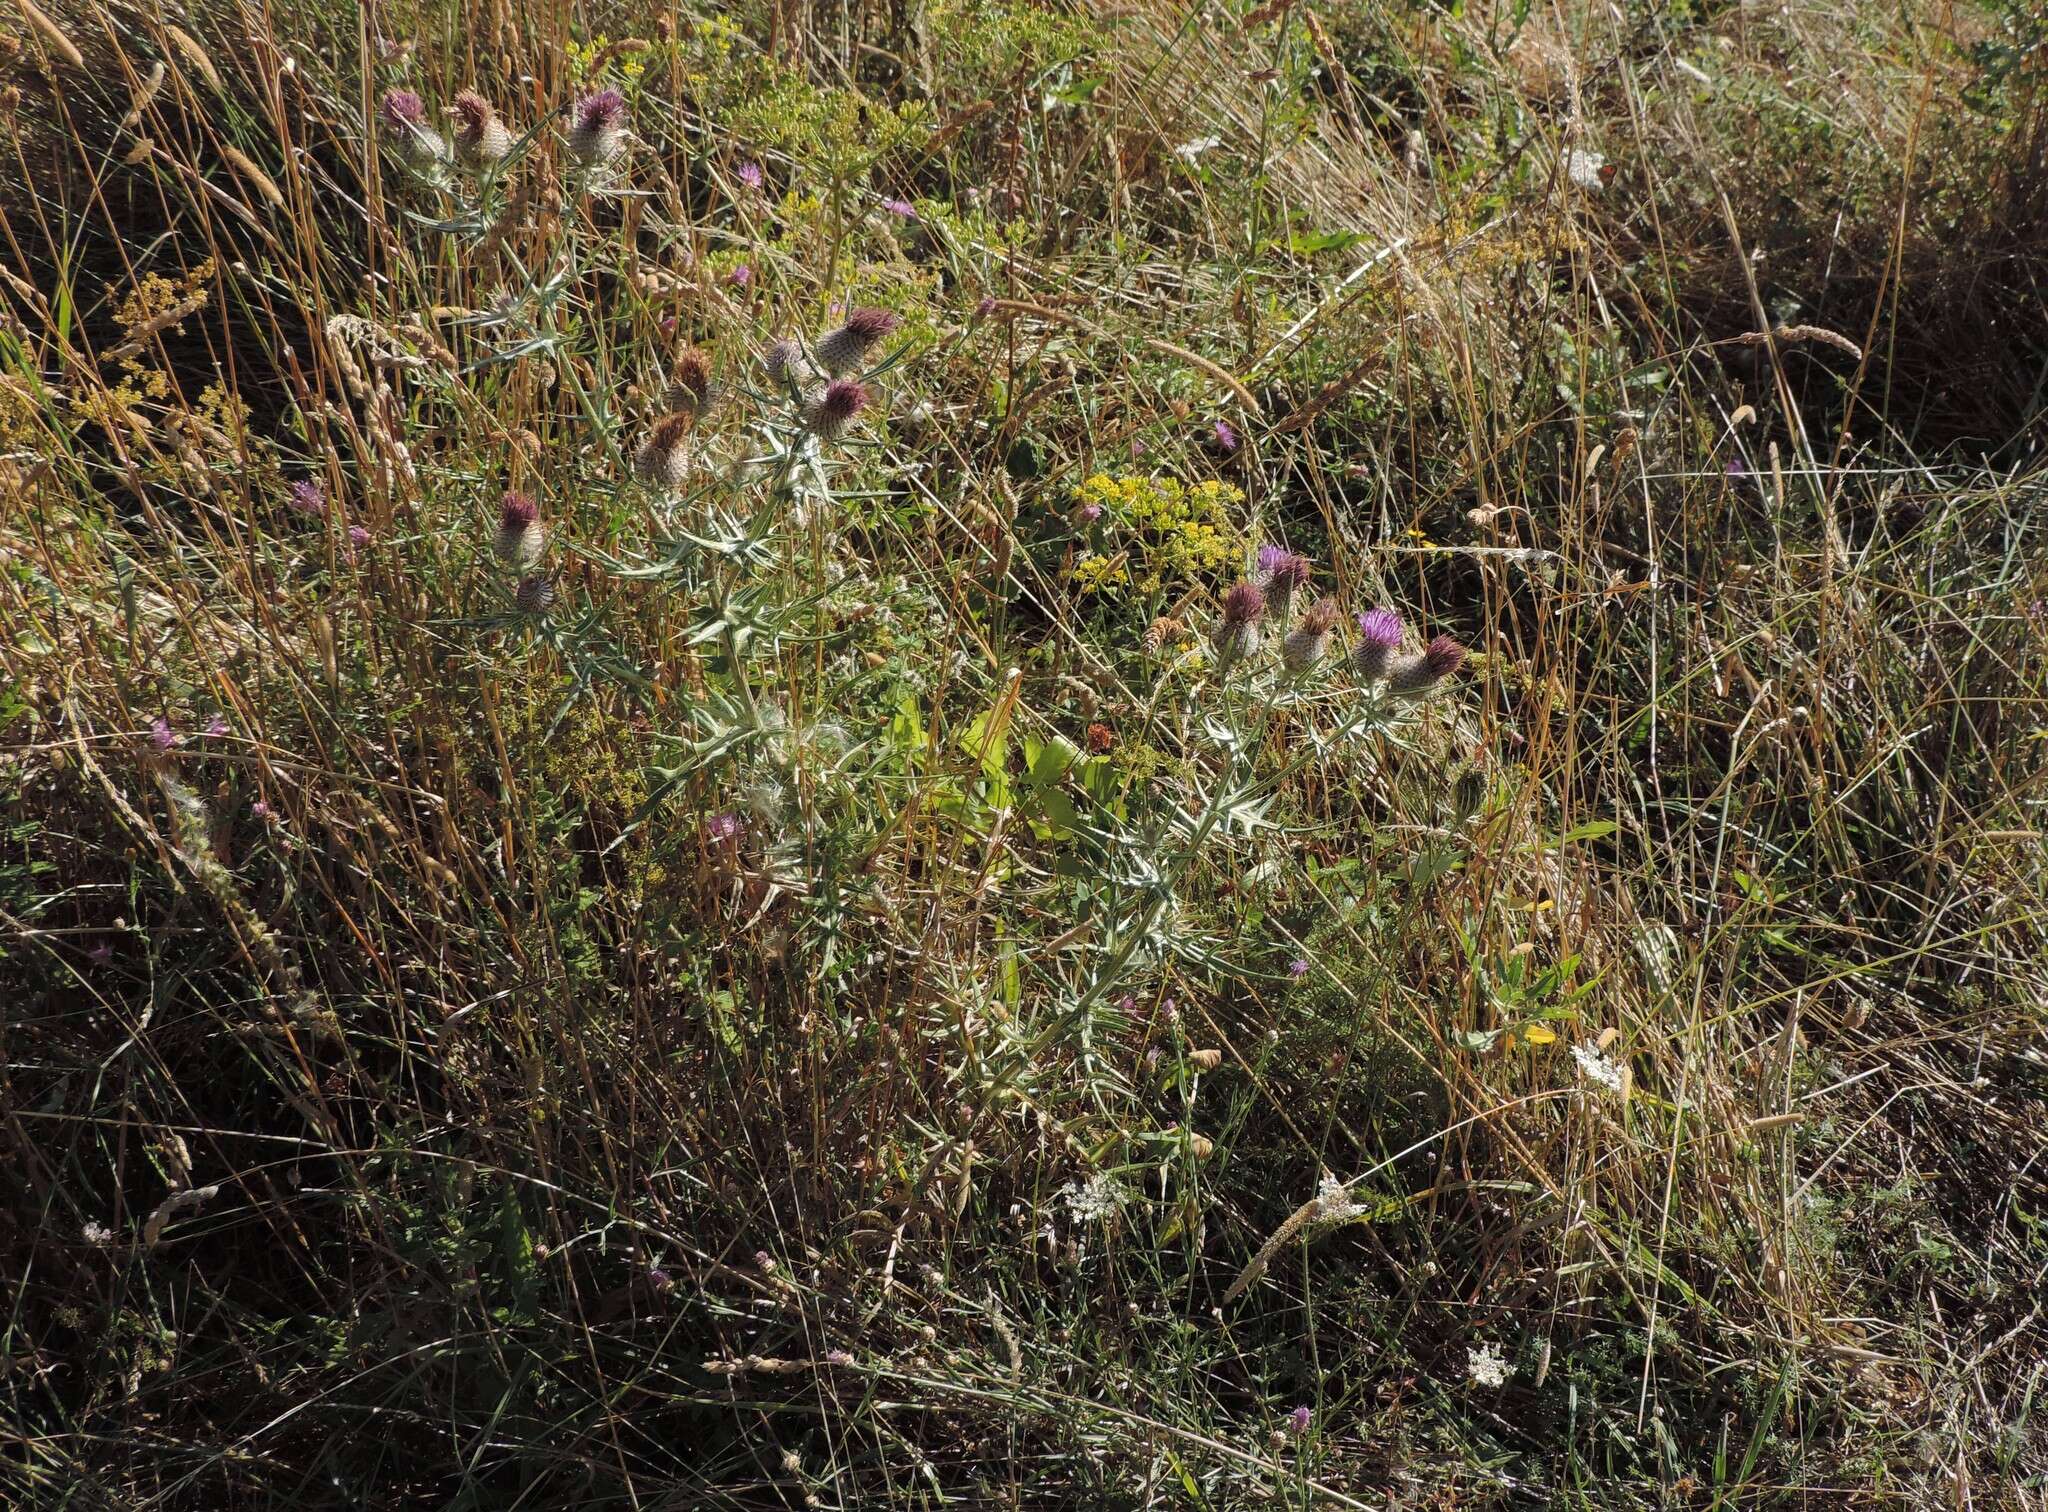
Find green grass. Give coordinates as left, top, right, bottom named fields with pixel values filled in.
left=2, top=0, right=2046, bottom=1505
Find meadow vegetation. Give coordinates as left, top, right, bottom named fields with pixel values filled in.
left=2, top=0, right=2046, bottom=1503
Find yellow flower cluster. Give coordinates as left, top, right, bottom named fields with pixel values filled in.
left=1069, top=473, right=1242, bottom=596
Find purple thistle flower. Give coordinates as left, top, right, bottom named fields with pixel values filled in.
left=880, top=197, right=917, bottom=219
left=815, top=307, right=901, bottom=376
left=729, top=263, right=752, bottom=287
left=736, top=161, right=763, bottom=190
left=1212, top=418, right=1239, bottom=453
left=1076, top=502, right=1103, bottom=525
left=347, top=524, right=372, bottom=551
left=1288, top=1405, right=1312, bottom=1435
left=451, top=90, right=511, bottom=167
left=251, top=798, right=273, bottom=820
left=379, top=88, right=445, bottom=161
left=705, top=811, right=743, bottom=843
left=1282, top=598, right=1341, bottom=674
left=974, top=295, right=999, bottom=321
left=1353, top=608, right=1403, bottom=680
left=567, top=88, right=627, bottom=165
left=150, top=716, right=177, bottom=752
left=288, top=479, right=327, bottom=517
left=1257, top=546, right=1312, bottom=613
left=494, top=490, right=543, bottom=567
left=380, top=89, right=426, bottom=130
left=1288, top=958, right=1310, bottom=978
left=204, top=714, right=229, bottom=739
left=805, top=379, right=871, bottom=441
left=1214, top=580, right=1265, bottom=670
left=1387, top=634, right=1466, bottom=697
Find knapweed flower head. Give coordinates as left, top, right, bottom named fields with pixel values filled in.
left=513, top=571, right=556, bottom=615
left=880, top=197, right=917, bottom=219
left=1213, top=579, right=1265, bottom=670
left=633, top=411, right=695, bottom=489
left=816, top=307, right=901, bottom=377
left=1288, top=1405, right=1312, bottom=1436
left=150, top=716, right=178, bottom=752
left=805, top=378, right=871, bottom=441
left=1388, top=634, right=1466, bottom=698
left=347, top=524, right=372, bottom=551
left=704, top=811, right=744, bottom=843
left=567, top=88, right=627, bottom=165
left=1257, top=546, right=1312, bottom=612
left=494, top=490, right=544, bottom=567
left=1212, top=418, right=1239, bottom=453
left=736, top=160, right=763, bottom=190
left=1352, top=608, right=1403, bottom=680
left=288, top=479, right=327, bottom=517
left=1075, top=502, right=1103, bottom=525
left=450, top=90, right=511, bottom=167
left=728, top=263, right=752, bottom=287
left=1281, top=598, right=1341, bottom=674
left=1288, top=958, right=1310, bottom=978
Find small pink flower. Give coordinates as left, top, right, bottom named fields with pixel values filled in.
left=1076, top=503, right=1103, bottom=525
left=252, top=799, right=274, bottom=820
left=204, top=714, right=229, bottom=739
left=729, top=263, right=752, bottom=287
left=736, top=161, right=763, bottom=190
left=150, top=717, right=177, bottom=752
left=1288, top=1405, right=1312, bottom=1435
left=880, top=197, right=916, bottom=219
left=1288, top=958, right=1309, bottom=978
left=1211, top=418, right=1238, bottom=453
left=348, top=525, right=372, bottom=551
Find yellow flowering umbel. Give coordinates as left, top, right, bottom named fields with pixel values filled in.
left=1067, top=473, right=1241, bottom=596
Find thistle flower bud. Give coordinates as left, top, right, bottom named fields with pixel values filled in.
left=494, top=490, right=544, bottom=567
left=567, top=88, right=627, bottom=166
left=664, top=346, right=716, bottom=416
left=1281, top=598, right=1341, bottom=674
left=1352, top=608, right=1403, bottom=681
left=1256, top=545, right=1312, bottom=615
left=450, top=90, right=511, bottom=168
left=815, top=307, right=901, bottom=377
left=514, top=572, right=556, bottom=615
left=633, top=411, right=695, bottom=488
left=379, top=88, right=446, bottom=162
left=1450, top=766, right=1487, bottom=827
left=763, top=336, right=804, bottom=382
left=804, top=378, right=871, bottom=441
left=1388, top=634, right=1466, bottom=697
left=1213, top=579, right=1265, bottom=671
